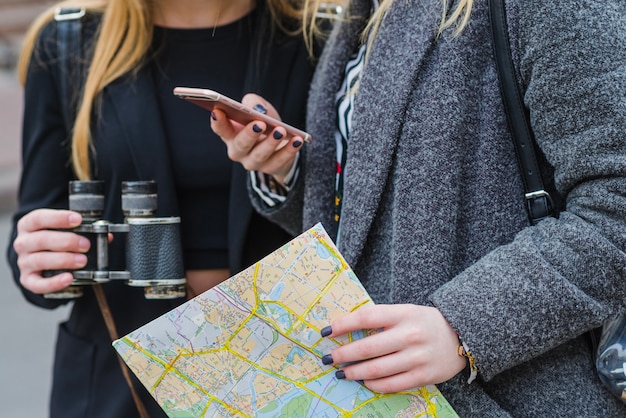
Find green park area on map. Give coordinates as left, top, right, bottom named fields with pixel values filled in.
left=113, top=223, right=459, bottom=417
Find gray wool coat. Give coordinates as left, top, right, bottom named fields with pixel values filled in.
left=252, top=0, right=626, bottom=416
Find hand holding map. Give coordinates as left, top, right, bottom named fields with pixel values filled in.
left=113, top=223, right=458, bottom=417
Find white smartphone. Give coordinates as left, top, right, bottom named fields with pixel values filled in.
left=173, top=87, right=311, bottom=143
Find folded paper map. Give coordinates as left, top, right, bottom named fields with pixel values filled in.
left=113, top=223, right=458, bottom=417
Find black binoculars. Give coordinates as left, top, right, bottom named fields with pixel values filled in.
left=45, top=180, right=186, bottom=300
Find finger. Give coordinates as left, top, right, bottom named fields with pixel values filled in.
left=267, top=127, right=306, bottom=149
left=338, top=347, right=422, bottom=381
left=325, top=328, right=409, bottom=366
left=241, top=94, right=280, bottom=119
left=21, top=271, right=75, bottom=295
left=210, top=108, right=247, bottom=142
left=17, top=209, right=82, bottom=234
left=360, top=358, right=462, bottom=392
left=328, top=305, right=409, bottom=337
left=211, top=110, right=268, bottom=161
left=334, top=351, right=436, bottom=393
left=240, top=132, right=303, bottom=174
left=363, top=370, right=425, bottom=394
left=331, top=324, right=467, bottom=391
left=270, top=134, right=305, bottom=166
left=231, top=119, right=269, bottom=158
left=241, top=130, right=285, bottom=164
left=13, top=229, right=91, bottom=256
left=18, top=250, right=88, bottom=275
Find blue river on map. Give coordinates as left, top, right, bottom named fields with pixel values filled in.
left=315, top=243, right=332, bottom=259
left=267, top=282, right=285, bottom=300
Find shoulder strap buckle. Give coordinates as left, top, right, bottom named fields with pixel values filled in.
left=316, top=3, right=344, bottom=19
left=524, top=190, right=551, bottom=201
left=525, top=190, right=554, bottom=225
left=54, top=7, right=86, bottom=132
left=54, top=7, right=86, bottom=22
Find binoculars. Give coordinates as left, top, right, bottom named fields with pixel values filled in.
left=45, top=180, right=186, bottom=300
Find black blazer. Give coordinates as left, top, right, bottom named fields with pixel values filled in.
left=7, top=6, right=315, bottom=417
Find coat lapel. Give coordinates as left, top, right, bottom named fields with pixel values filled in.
left=102, top=67, right=179, bottom=216
left=336, top=0, right=441, bottom=267
left=304, top=0, right=371, bottom=243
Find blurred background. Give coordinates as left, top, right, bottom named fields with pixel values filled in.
left=0, top=1, right=72, bottom=416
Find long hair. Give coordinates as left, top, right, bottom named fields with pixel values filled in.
left=18, top=0, right=313, bottom=180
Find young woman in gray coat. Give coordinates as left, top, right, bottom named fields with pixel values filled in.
left=211, top=0, right=626, bottom=415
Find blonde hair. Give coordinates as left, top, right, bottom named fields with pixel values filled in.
left=438, top=0, right=473, bottom=36
left=19, top=0, right=313, bottom=180
left=302, top=0, right=474, bottom=58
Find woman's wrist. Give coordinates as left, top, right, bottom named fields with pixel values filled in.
left=273, top=151, right=300, bottom=187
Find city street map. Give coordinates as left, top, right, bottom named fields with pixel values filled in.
left=113, top=223, right=459, bottom=417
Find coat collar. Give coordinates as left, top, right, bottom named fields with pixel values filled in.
left=304, top=0, right=371, bottom=244
left=307, top=0, right=441, bottom=268
left=102, top=67, right=180, bottom=216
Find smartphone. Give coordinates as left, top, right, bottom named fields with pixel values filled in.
left=173, top=87, right=311, bottom=143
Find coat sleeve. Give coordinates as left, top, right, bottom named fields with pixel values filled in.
left=245, top=27, right=315, bottom=237
left=248, top=151, right=306, bottom=237
left=6, top=22, right=75, bottom=309
left=431, top=0, right=626, bottom=381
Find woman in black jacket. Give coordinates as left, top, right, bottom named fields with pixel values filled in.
left=7, top=0, right=322, bottom=416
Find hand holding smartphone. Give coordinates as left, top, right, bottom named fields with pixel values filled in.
left=173, top=87, right=311, bottom=143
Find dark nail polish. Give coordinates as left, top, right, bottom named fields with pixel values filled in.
left=321, top=354, right=333, bottom=365
left=252, top=124, right=262, bottom=133
left=320, top=325, right=332, bottom=337
left=292, top=140, right=303, bottom=148
left=210, top=111, right=217, bottom=121
left=273, top=130, right=284, bottom=140
left=253, top=104, right=267, bottom=114
left=335, top=370, right=346, bottom=380
left=356, top=380, right=365, bottom=385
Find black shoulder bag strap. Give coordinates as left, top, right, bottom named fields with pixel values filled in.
left=489, top=0, right=607, bottom=363
left=54, top=9, right=150, bottom=418
left=489, top=0, right=553, bottom=224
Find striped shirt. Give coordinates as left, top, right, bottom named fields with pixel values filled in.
left=251, top=1, right=379, bottom=235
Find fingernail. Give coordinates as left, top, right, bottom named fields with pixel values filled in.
left=253, top=104, right=267, bottom=114
left=292, top=140, right=303, bottom=148
left=321, top=354, right=333, bottom=365
left=78, top=237, right=90, bottom=251
left=273, top=130, right=284, bottom=140
left=356, top=380, right=365, bottom=385
left=69, top=213, right=81, bottom=226
left=210, top=111, right=217, bottom=121
left=335, top=370, right=346, bottom=380
left=252, top=124, right=262, bottom=133
left=320, top=325, right=332, bottom=337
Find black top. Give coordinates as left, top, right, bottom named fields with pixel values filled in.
left=151, top=12, right=254, bottom=269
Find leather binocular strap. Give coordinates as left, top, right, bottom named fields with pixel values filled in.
left=93, top=284, right=150, bottom=418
